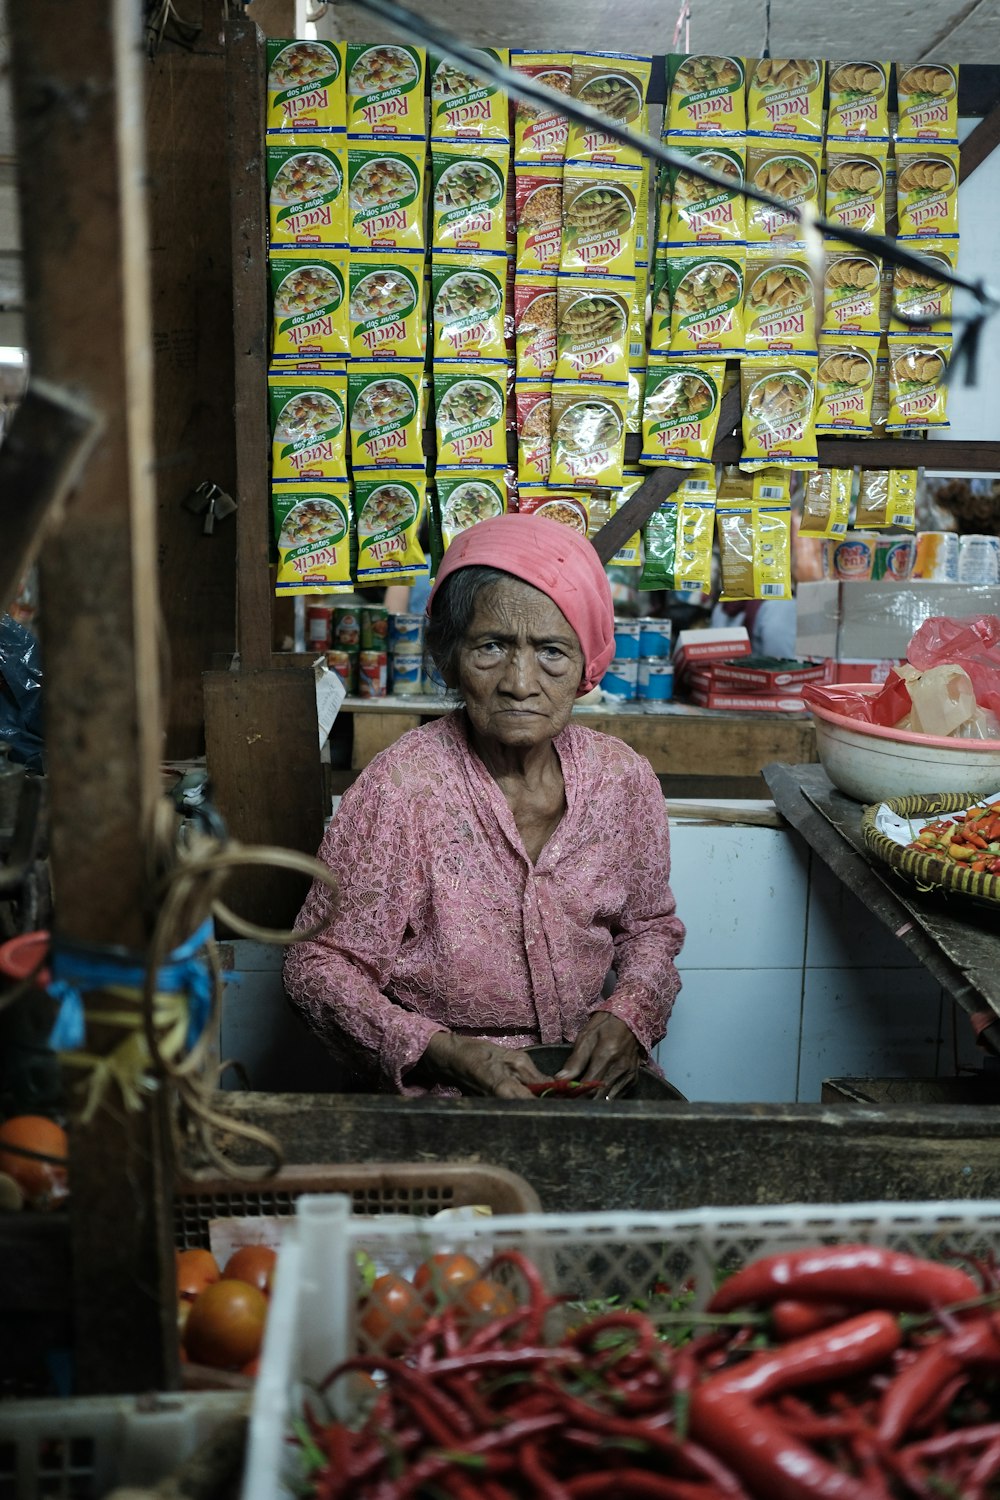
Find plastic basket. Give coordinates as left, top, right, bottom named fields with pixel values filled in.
left=242, top=1195, right=1000, bottom=1500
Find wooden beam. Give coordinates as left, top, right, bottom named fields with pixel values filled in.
left=960, top=101, right=1000, bottom=183
left=713, top=436, right=1000, bottom=471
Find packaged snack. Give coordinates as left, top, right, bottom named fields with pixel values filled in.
left=889, top=239, right=958, bottom=332
left=654, top=163, right=672, bottom=245
left=716, top=500, right=794, bottom=600
left=345, top=43, right=426, bottom=136
left=626, top=363, right=647, bottom=433
left=273, top=480, right=353, bottom=594
left=269, top=369, right=348, bottom=482
left=649, top=253, right=671, bottom=353
left=886, top=336, right=951, bottom=428
left=603, top=470, right=647, bottom=564
left=744, top=251, right=817, bottom=353
left=800, top=468, right=853, bottom=537
left=266, top=39, right=346, bottom=134
left=566, top=53, right=652, bottom=167
left=429, top=48, right=510, bottom=140
left=431, top=253, right=509, bottom=359
left=824, top=140, right=888, bottom=237
left=510, top=52, right=574, bottom=162
left=718, top=464, right=753, bottom=499
left=630, top=261, right=648, bottom=360
left=347, top=360, right=424, bottom=467
left=746, top=138, right=822, bottom=244
left=856, top=469, right=918, bottom=529
left=667, top=245, right=746, bottom=355
left=431, top=142, right=509, bottom=253
left=549, top=382, right=628, bottom=488
left=353, top=468, right=429, bottom=584
left=895, top=143, right=960, bottom=237
left=514, top=167, right=563, bottom=275
left=514, top=277, right=558, bottom=378
left=347, top=252, right=423, bottom=358
left=666, top=138, right=747, bottom=244
left=826, top=61, right=890, bottom=139
left=878, top=258, right=895, bottom=334
left=517, top=486, right=591, bottom=534
left=561, top=165, right=640, bottom=277
left=640, top=472, right=717, bottom=591
left=270, top=249, right=350, bottom=359
left=554, top=276, right=632, bottom=384
left=822, top=244, right=882, bottom=333
left=815, top=333, right=879, bottom=433
left=435, top=361, right=509, bottom=466
left=871, top=338, right=890, bottom=432
left=896, top=63, right=959, bottom=142
left=639, top=358, right=725, bottom=465
left=751, top=469, right=793, bottom=503
left=746, top=59, right=825, bottom=138
left=347, top=140, right=425, bottom=250
left=515, top=381, right=553, bottom=482
left=436, top=469, right=508, bottom=548
left=665, top=55, right=747, bottom=134
left=740, top=354, right=819, bottom=470
left=636, top=168, right=650, bottom=263
left=267, top=137, right=347, bottom=246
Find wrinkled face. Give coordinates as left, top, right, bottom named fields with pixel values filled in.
left=454, top=579, right=585, bottom=750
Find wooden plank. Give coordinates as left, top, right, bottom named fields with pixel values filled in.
left=0, top=248, right=21, bottom=308
left=583, top=710, right=816, bottom=777
left=713, top=435, right=1000, bottom=469
left=351, top=710, right=422, bottom=769
left=960, top=101, right=1000, bottom=183
left=8, top=0, right=178, bottom=1393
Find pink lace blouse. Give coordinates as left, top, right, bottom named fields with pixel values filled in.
left=284, top=711, right=685, bottom=1093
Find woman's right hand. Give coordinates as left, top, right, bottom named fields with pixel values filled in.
left=419, top=1032, right=549, bottom=1099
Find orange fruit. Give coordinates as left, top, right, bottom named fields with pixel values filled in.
left=0, top=1116, right=68, bottom=1206
left=222, top=1245, right=277, bottom=1296
left=183, top=1279, right=268, bottom=1370
left=176, top=1247, right=220, bottom=1302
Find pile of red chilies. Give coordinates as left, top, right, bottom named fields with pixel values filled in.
left=296, top=1245, right=1000, bottom=1500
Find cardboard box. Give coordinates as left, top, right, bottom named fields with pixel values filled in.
left=794, top=581, right=840, bottom=660
left=688, top=688, right=810, bottom=712
left=832, top=658, right=903, bottom=684
left=837, top=581, right=1000, bottom=662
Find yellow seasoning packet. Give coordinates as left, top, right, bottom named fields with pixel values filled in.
left=855, top=469, right=918, bottom=530
left=270, top=250, right=349, bottom=360
left=269, top=369, right=347, bottom=483
left=514, top=167, right=563, bottom=275
left=654, top=164, right=672, bottom=246
left=511, top=52, right=574, bottom=163
left=746, top=138, right=822, bottom=245
left=267, top=137, right=347, bottom=247
left=815, top=334, right=879, bottom=434
left=826, top=61, right=890, bottom=139
left=353, top=467, right=428, bottom=585
left=435, top=361, right=509, bottom=467
left=514, top=278, right=558, bottom=379
left=744, top=251, right=817, bottom=354
left=561, top=165, right=640, bottom=277
left=566, top=53, right=652, bottom=167
left=886, top=335, right=951, bottom=429
left=273, top=480, right=353, bottom=595
left=603, top=469, right=647, bottom=565
left=896, top=64, right=959, bottom=142
left=626, top=364, right=646, bottom=434
left=630, top=262, right=648, bottom=361
left=436, top=469, right=508, bottom=551
left=824, top=140, right=888, bottom=237
left=746, top=59, right=825, bottom=138
left=890, top=239, right=958, bottom=332
left=518, top=487, right=592, bottom=535
left=665, top=55, right=747, bottom=134
left=667, top=245, right=746, bottom=355
left=555, top=275, right=632, bottom=384
left=266, top=40, right=346, bottom=134
left=740, top=354, right=819, bottom=470
left=636, top=168, right=650, bottom=264
left=430, top=142, right=509, bottom=254
left=347, top=252, right=424, bottom=358
left=649, top=254, right=671, bottom=353
left=717, top=500, right=794, bottom=600
left=345, top=43, right=425, bottom=136
left=429, top=48, right=510, bottom=141
left=640, top=358, right=725, bottom=466
left=871, top=338, right=890, bottom=433
left=822, top=243, right=882, bottom=334
left=347, top=360, right=424, bottom=468
left=887, top=470, right=918, bottom=530
left=347, top=140, right=426, bottom=251
left=431, top=253, right=509, bottom=360
left=895, top=143, right=960, bottom=238
left=549, top=382, right=628, bottom=488
left=515, top=381, right=553, bottom=483
left=801, top=468, right=853, bottom=537
left=666, top=138, right=747, bottom=244
left=752, top=470, right=793, bottom=503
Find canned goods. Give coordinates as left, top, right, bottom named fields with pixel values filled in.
left=612, top=621, right=642, bottom=660
left=638, top=659, right=675, bottom=702
left=958, top=534, right=1000, bottom=585
left=637, top=618, right=672, bottom=659
left=389, top=612, right=426, bottom=655
left=305, top=602, right=332, bottom=651
left=871, top=535, right=916, bottom=582
left=390, top=653, right=423, bottom=696
left=358, top=649, right=388, bottom=699
left=332, top=607, right=361, bottom=648
left=823, top=533, right=877, bottom=581
left=601, top=659, right=638, bottom=702
left=360, top=606, right=389, bottom=651
left=326, top=649, right=358, bottom=695
left=912, top=531, right=959, bottom=582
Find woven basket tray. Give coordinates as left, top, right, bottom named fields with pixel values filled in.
left=861, top=791, right=1000, bottom=911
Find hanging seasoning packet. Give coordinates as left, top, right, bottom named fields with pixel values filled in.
left=667, top=245, right=746, bottom=355
left=269, top=369, right=348, bottom=483
left=267, top=137, right=347, bottom=247
left=549, top=383, right=628, bottom=488
left=561, top=166, right=640, bottom=278
left=347, top=360, right=424, bottom=467
left=566, top=53, right=651, bottom=167
left=514, top=278, right=558, bottom=379
left=510, top=52, right=574, bottom=163
left=886, top=337, right=951, bottom=429
left=353, top=467, right=428, bottom=585
left=746, top=139, right=822, bottom=245
left=430, top=142, right=509, bottom=254
left=896, top=63, right=959, bottom=142
left=347, top=140, right=425, bottom=251
left=744, top=251, right=817, bottom=354
left=666, top=139, right=747, bottom=244
left=436, top=469, right=508, bottom=549
left=273, top=480, right=353, bottom=595
left=815, top=334, right=879, bottom=433
left=515, top=381, right=553, bottom=483
left=347, top=252, right=424, bottom=358
left=629, top=261, right=648, bottom=362
left=435, top=361, right=509, bottom=467
left=626, top=363, right=647, bottom=434
left=822, top=244, right=882, bottom=334
left=640, top=469, right=717, bottom=591
left=649, top=253, right=671, bottom=354
left=639, top=358, right=725, bottom=465
left=345, top=43, right=425, bottom=136
left=431, top=254, right=508, bottom=360
left=895, top=144, right=960, bottom=238
left=554, top=276, right=632, bottom=384
left=716, top=500, right=794, bottom=600
left=826, top=61, right=890, bottom=139
left=740, top=354, right=819, bottom=470
left=890, top=239, right=957, bottom=332
left=665, top=55, right=747, bottom=134
left=517, top=486, right=591, bottom=534
left=514, top=167, right=563, bottom=275
left=270, top=250, right=350, bottom=359
left=429, top=48, right=510, bottom=140
left=824, top=141, right=888, bottom=237
left=602, top=469, right=647, bottom=565
left=746, top=59, right=825, bottom=138
left=266, top=40, right=346, bottom=134
left=855, top=469, right=918, bottom=530
left=800, top=468, right=853, bottom=538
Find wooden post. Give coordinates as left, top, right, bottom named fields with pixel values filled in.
left=8, top=0, right=178, bottom=1392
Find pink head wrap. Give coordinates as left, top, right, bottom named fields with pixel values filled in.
left=427, top=513, right=615, bottom=694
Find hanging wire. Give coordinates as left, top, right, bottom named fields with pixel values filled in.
left=760, top=0, right=772, bottom=59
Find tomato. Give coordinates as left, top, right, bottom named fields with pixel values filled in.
left=0, top=1115, right=68, bottom=1207
left=183, top=1279, right=268, bottom=1370
left=413, top=1252, right=482, bottom=1308
left=453, top=1276, right=516, bottom=1331
left=176, top=1247, right=220, bottom=1302
left=358, top=1273, right=426, bottom=1354
left=222, top=1245, right=277, bottom=1296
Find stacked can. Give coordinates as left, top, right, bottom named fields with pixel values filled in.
left=331, top=606, right=362, bottom=694
left=326, top=649, right=358, bottom=694
left=958, top=535, right=1000, bottom=585
left=358, top=599, right=389, bottom=701
left=637, top=617, right=674, bottom=704
left=305, top=601, right=333, bottom=652
left=601, top=620, right=642, bottom=702
left=389, top=612, right=426, bottom=698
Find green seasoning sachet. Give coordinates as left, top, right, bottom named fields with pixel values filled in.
left=353, top=467, right=429, bottom=585
left=347, top=360, right=424, bottom=467
left=270, top=250, right=349, bottom=359
left=268, top=369, right=347, bottom=482
left=434, top=361, right=508, bottom=467
left=348, top=253, right=424, bottom=358
left=345, top=43, right=426, bottom=136
left=273, top=480, right=353, bottom=594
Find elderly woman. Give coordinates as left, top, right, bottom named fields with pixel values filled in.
left=284, top=513, right=685, bottom=1099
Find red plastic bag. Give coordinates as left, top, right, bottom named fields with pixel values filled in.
left=802, top=671, right=912, bottom=725
left=906, top=615, right=1000, bottom=717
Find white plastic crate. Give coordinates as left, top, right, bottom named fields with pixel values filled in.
left=243, top=1194, right=1000, bottom=1500
left=0, top=1391, right=247, bottom=1500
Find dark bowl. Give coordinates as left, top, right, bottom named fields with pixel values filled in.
left=526, top=1045, right=687, bottom=1102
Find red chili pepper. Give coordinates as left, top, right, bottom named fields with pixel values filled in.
left=525, top=1079, right=605, bottom=1097
left=485, top=1248, right=552, bottom=1342
left=518, top=1440, right=572, bottom=1500
left=707, top=1246, right=980, bottom=1315
left=566, top=1473, right=734, bottom=1499
left=877, top=1316, right=1000, bottom=1445
left=770, top=1300, right=852, bottom=1341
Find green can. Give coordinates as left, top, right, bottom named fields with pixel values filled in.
left=332, top=607, right=361, bottom=649
left=360, top=605, right=389, bottom=651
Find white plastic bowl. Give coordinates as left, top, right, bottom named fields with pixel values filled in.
left=807, top=685, right=1000, bottom=804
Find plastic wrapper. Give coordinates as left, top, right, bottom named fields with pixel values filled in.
left=435, top=469, right=508, bottom=550
left=746, top=59, right=825, bottom=138
left=514, top=381, right=553, bottom=482
left=626, top=363, right=646, bottom=433
left=826, top=61, right=890, bottom=139
left=665, top=138, right=747, bottom=244
left=815, top=333, right=878, bottom=433
left=889, top=238, right=958, bottom=333
left=510, top=52, right=573, bottom=162
left=566, top=53, right=651, bottom=167
left=431, top=253, right=508, bottom=359
left=430, top=142, right=509, bottom=253
left=514, top=277, right=558, bottom=378
left=347, top=360, right=424, bottom=467
left=886, top=335, right=951, bottom=429
left=667, top=245, right=746, bottom=355
left=716, top=499, right=794, bottom=600
left=739, top=354, right=819, bottom=470
left=908, top=615, right=1000, bottom=721
left=800, top=467, right=852, bottom=537
left=266, top=39, right=346, bottom=134
left=267, top=137, right=347, bottom=247
left=856, top=469, right=918, bottom=529
left=429, top=48, right=510, bottom=140
left=549, top=382, right=628, bottom=488
left=554, top=276, right=632, bottom=383
left=269, top=369, right=347, bottom=482
left=824, top=140, right=888, bottom=237
left=665, top=55, right=747, bottom=134
left=273, top=480, right=353, bottom=594
left=348, top=252, right=423, bottom=358
left=345, top=43, right=425, bottom=135
left=744, top=251, right=817, bottom=353
left=353, top=468, right=429, bottom=585
left=639, top=358, right=725, bottom=465
left=0, top=614, right=44, bottom=771
left=270, top=250, right=350, bottom=359
left=434, top=360, right=508, bottom=466
left=630, top=262, right=648, bottom=361
left=746, top=138, right=822, bottom=245
left=602, top=470, right=646, bottom=565
left=895, top=143, right=960, bottom=238
left=649, top=253, right=672, bottom=353
left=640, top=468, right=717, bottom=591
left=517, top=487, right=592, bottom=534
left=560, top=165, right=641, bottom=277
left=347, top=140, right=425, bottom=250
left=896, top=63, right=959, bottom=143
left=513, top=168, right=562, bottom=275
left=822, top=243, right=881, bottom=334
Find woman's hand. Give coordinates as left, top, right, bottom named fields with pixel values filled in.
left=419, top=1032, right=549, bottom=1099
left=557, top=1012, right=641, bottom=1099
